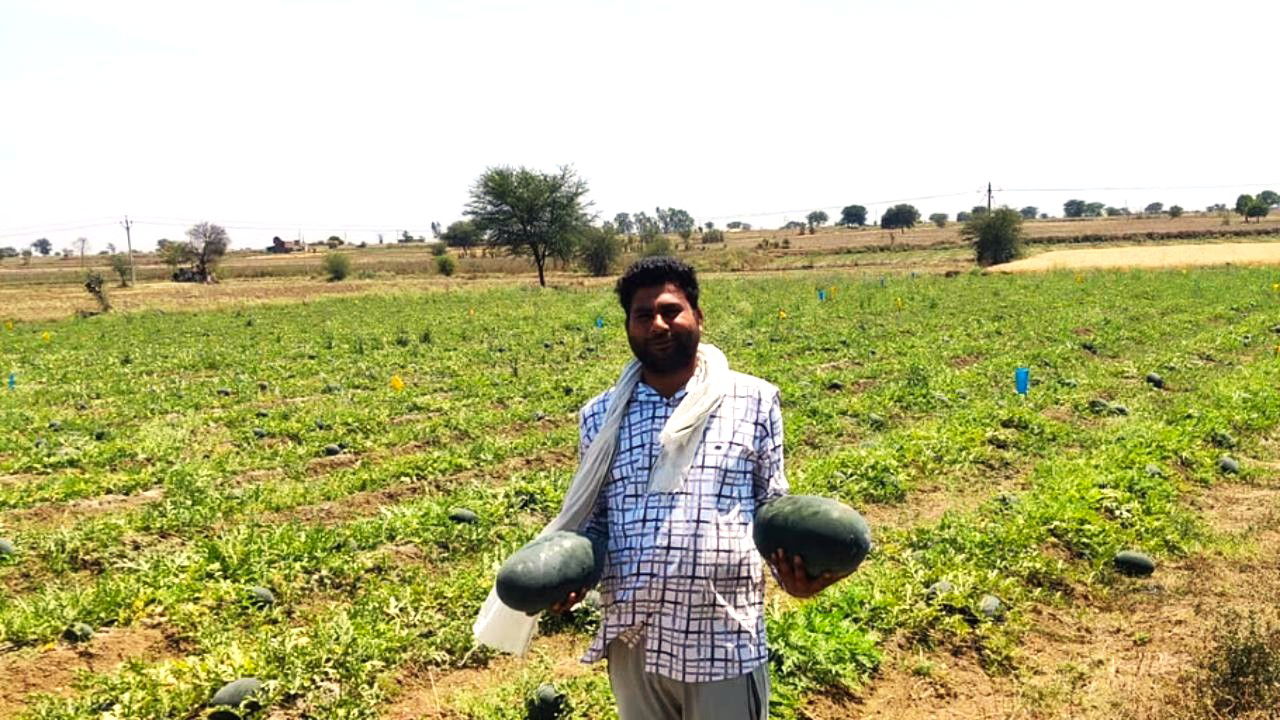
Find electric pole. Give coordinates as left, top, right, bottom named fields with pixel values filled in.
left=121, top=216, right=135, bottom=286
left=987, top=182, right=993, bottom=213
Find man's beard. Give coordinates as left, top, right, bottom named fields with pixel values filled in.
left=629, top=330, right=700, bottom=374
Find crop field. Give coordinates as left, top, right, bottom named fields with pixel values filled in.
left=1, top=266, right=1279, bottom=718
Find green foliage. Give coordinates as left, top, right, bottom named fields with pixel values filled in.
left=1180, top=611, right=1280, bottom=718
left=436, top=254, right=457, bottom=276
left=928, top=213, right=948, bottom=228
left=838, top=205, right=867, bottom=227
left=641, top=235, right=673, bottom=257
left=1144, top=202, right=1164, bottom=215
left=108, top=254, right=131, bottom=287
left=326, top=235, right=344, bottom=248
left=441, top=220, right=483, bottom=256
left=323, top=252, right=351, bottom=281
left=1064, top=199, right=1087, bottom=218
left=963, top=207, right=1025, bottom=266
left=1019, top=206, right=1038, bottom=220
left=32, top=237, right=53, bottom=256
left=1258, top=190, right=1279, bottom=207
left=577, top=224, right=621, bottom=277
left=806, top=210, right=829, bottom=230
left=701, top=228, right=726, bottom=244
left=1168, top=205, right=1184, bottom=218
left=466, top=165, right=590, bottom=286
left=881, top=204, right=920, bottom=230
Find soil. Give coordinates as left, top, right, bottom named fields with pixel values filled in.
left=995, top=242, right=1280, bottom=273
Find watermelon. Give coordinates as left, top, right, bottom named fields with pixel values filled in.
left=496, top=531, right=604, bottom=614
left=63, top=622, right=93, bottom=643
left=1211, top=431, right=1237, bottom=449
left=447, top=507, right=479, bottom=524
left=1144, top=464, right=1163, bottom=477
left=217, top=388, right=233, bottom=397
left=210, top=677, right=263, bottom=719
left=526, top=683, right=568, bottom=720
left=0, top=538, right=15, bottom=557
left=48, top=420, right=62, bottom=431
left=1218, top=456, right=1240, bottom=475
left=248, top=586, right=276, bottom=608
left=754, top=495, right=872, bottom=578
left=1088, top=398, right=1111, bottom=414
left=979, top=594, right=1004, bottom=620
left=322, top=444, right=342, bottom=457
left=252, top=428, right=268, bottom=439
left=1113, top=550, right=1155, bottom=577
left=1145, top=372, right=1165, bottom=389
left=925, top=580, right=954, bottom=602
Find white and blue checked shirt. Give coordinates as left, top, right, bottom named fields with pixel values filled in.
left=577, top=371, right=788, bottom=683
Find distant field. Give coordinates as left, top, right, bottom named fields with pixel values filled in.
left=0, top=268, right=1277, bottom=718
left=4, top=212, right=1279, bottom=287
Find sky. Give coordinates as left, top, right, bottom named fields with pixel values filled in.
left=2, top=0, right=1278, bottom=253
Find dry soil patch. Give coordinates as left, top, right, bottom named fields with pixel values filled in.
left=995, top=242, right=1280, bottom=273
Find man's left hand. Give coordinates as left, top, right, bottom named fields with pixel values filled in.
left=768, top=549, right=850, bottom=599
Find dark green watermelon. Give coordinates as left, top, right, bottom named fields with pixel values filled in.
left=63, top=622, right=93, bottom=643
left=754, top=495, right=871, bottom=578
left=248, top=586, right=276, bottom=608
left=1218, top=456, right=1240, bottom=475
left=210, top=677, right=263, bottom=718
left=1113, top=550, right=1155, bottom=577
left=448, top=507, right=479, bottom=524
left=979, top=594, right=1004, bottom=620
left=525, top=683, right=568, bottom=720
left=925, top=580, right=954, bottom=602
left=496, top=531, right=604, bottom=614
left=1145, top=372, right=1165, bottom=389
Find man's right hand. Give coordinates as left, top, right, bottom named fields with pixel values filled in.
left=547, top=589, right=587, bottom=615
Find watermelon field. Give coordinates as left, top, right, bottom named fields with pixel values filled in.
left=1, top=266, right=1278, bottom=719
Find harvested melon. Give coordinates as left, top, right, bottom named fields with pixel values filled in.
left=448, top=507, right=479, bottom=524
left=210, top=677, right=263, bottom=720
left=1113, top=550, right=1155, bottom=577
left=496, top=531, right=604, bottom=614
left=526, top=683, right=568, bottom=720
left=754, top=495, right=871, bottom=578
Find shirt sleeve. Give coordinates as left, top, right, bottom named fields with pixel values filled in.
left=579, top=395, right=609, bottom=543
left=753, top=388, right=788, bottom=508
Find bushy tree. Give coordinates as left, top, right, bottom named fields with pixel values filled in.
left=613, top=212, right=634, bottom=236
left=956, top=211, right=972, bottom=222
left=326, top=235, right=344, bottom=248
left=184, top=222, right=229, bottom=281
left=928, top=213, right=948, bottom=228
left=1169, top=205, right=1184, bottom=218
left=964, top=207, right=1025, bottom=267
left=881, top=204, right=920, bottom=230
left=806, top=210, right=829, bottom=232
left=702, top=228, right=726, bottom=244
left=1019, top=206, right=1038, bottom=220
left=435, top=255, right=456, bottom=276
left=1063, top=199, right=1087, bottom=218
left=31, top=238, right=52, bottom=256
left=441, top=220, right=483, bottom=257
left=971, top=205, right=989, bottom=217
left=1259, top=190, right=1280, bottom=207
left=1084, top=202, right=1105, bottom=217
left=109, top=254, right=131, bottom=287
left=1144, top=202, right=1164, bottom=215
left=578, top=223, right=622, bottom=277
left=838, top=205, right=867, bottom=227
left=466, top=165, right=591, bottom=287
left=323, top=251, right=351, bottom=281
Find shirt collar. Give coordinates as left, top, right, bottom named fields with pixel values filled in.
left=634, top=380, right=689, bottom=408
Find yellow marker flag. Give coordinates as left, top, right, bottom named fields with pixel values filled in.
left=894, top=297, right=904, bottom=310
left=41, top=331, right=51, bottom=342
left=777, top=309, right=787, bottom=320
left=389, top=375, right=405, bottom=392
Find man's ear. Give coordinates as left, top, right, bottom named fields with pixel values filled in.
left=695, top=308, right=704, bottom=329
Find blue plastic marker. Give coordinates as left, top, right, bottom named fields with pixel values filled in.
left=1015, top=367, right=1029, bottom=395
left=818, top=289, right=826, bottom=301
left=595, top=315, right=604, bottom=329
left=6, top=373, right=14, bottom=390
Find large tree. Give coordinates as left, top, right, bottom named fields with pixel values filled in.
left=31, top=237, right=52, bottom=256
left=184, top=222, right=230, bottom=281
left=466, top=165, right=590, bottom=287
left=964, top=207, right=1025, bottom=267
left=880, top=204, right=920, bottom=230
left=613, top=212, right=634, bottom=236
left=806, top=210, right=829, bottom=232
left=1063, top=199, right=1087, bottom=218
left=1019, top=206, right=1038, bottom=220
left=1259, top=190, right=1280, bottom=207
left=837, top=205, right=867, bottom=227
left=440, top=220, right=483, bottom=256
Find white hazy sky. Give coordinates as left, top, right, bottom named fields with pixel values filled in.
left=2, top=0, right=1278, bottom=253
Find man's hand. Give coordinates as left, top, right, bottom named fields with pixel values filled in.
left=768, top=549, right=850, bottom=599
left=547, top=588, right=588, bottom=615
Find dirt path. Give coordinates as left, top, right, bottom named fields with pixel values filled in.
left=995, top=241, right=1280, bottom=273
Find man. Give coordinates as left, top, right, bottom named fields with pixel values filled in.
left=552, top=257, right=847, bottom=719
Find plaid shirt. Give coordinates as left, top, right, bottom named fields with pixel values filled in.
left=577, top=370, right=787, bottom=683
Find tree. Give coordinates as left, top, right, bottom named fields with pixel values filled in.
left=726, top=221, right=743, bottom=230
left=1019, top=206, right=1038, bottom=220
left=465, top=165, right=591, bottom=287
left=31, top=238, right=52, bottom=256
left=703, top=221, right=715, bottom=231
left=159, top=240, right=189, bottom=270
left=0, top=247, right=17, bottom=258
left=1236, top=194, right=1256, bottom=218
left=964, top=207, right=1025, bottom=267
left=613, top=212, right=634, bottom=237
left=971, top=205, right=989, bottom=217
left=806, top=210, right=829, bottom=232
left=956, top=211, right=972, bottom=222
left=1104, top=206, right=1125, bottom=217
left=1063, top=199, right=1087, bottom=218
left=1168, top=205, right=1184, bottom=218
left=109, top=254, right=131, bottom=287
left=881, top=204, right=920, bottom=230
left=578, top=223, right=622, bottom=277
left=1246, top=202, right=1271, bottom=222
left=441, top=220, right=483, bottom=257
left=1083, top=202, right=1105, bottom=217
left=657, top=208, right=696, bottom=240
left=21, top=249, right=32, bottom=266
left=1259, top=190, right=1280, bottom=207
left=184, top=222, right=230, bottom=282
left=838, top=205, right=867, bottom=227
left=1144, top=202, right=1164, bottom=215
left=928, top=213, right=948, bottom=228
left=702, top=228, right=725, bottom=244
left=326, top=235, right=344, bottom=248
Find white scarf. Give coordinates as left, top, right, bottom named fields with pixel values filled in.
left=472, top=343, right=731, bottom=655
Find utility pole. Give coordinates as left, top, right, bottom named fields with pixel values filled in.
left=987, top=182, right=993, bottom=213
left=121, top=216, right=135, bottom=286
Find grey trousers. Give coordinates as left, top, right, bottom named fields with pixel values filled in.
left=606, top=639, right=770, bottom=720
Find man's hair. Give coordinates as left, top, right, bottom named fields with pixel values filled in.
left=615, top=256, right=700, bottom=317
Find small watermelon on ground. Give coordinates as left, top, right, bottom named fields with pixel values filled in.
left=1113, top=550, right=1156, bottom=577
left=1218, top=456, right=1240, bottom=474
left=447, top=507, right=479, bottom=524
left=63, top=622, right=93, bottom=643
left=248, top=586, right=276, bottom=608
left=48, top=420, right=62, bottom=431
left=209, top=677, right=263, bottom=720
left=925, top=580, right=954, bottom=602
left=322, top=444, right=342, bottom=457
left=0, top=538, right=15, bottom=557
left=753, top=495, right=872, bottom=578
left=1088, top=398, right=1111, bottom=414
left=252, top=428, right=268, bottom=439
left=526, top=683, right=568, bottom=720
left=496, top=531, right=605, bottom=614
left=1145, top=372, right=1165, bottom=389
left=1211, top=431, right=1237, bottom=449
left=979, top=595, right=1004, bottom=620
left=1144, top=464, right=1163, bottom=477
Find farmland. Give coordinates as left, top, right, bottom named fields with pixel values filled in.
left=1, top=264, right=1279, bottom=718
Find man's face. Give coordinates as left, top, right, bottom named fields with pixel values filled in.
left=626, top=282, right=703, bottom=374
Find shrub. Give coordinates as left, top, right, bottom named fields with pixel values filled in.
left=578, top=225, right=621, bottom=277
left=702, top=229, right=726, bottom=244
left=642, top=236, right=673, bottom=257
left=109, top=254, right=131, bottom=287
left=1177, top=610, right=1280, bottom=719
left=928, top=213, right=948, bottom=228
left=436, top=255, right=456, bottom=276
left=962, top=207, right=1025, bottom=267
left=323, top=252, right=351, bottom=281
left=1169, top=205, right=1184, bottom=218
